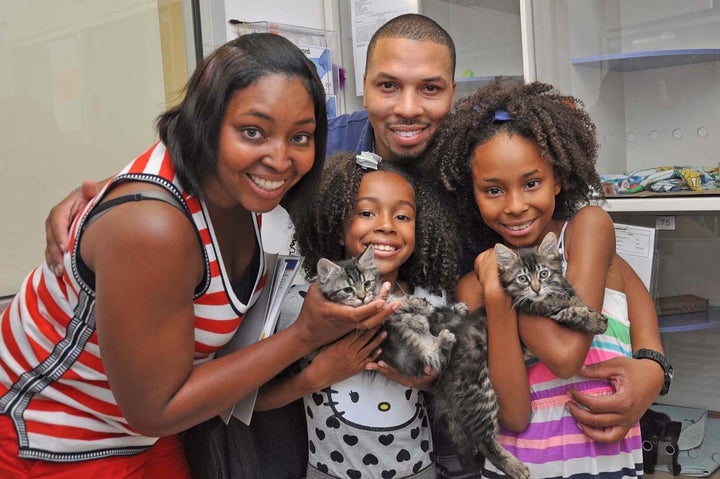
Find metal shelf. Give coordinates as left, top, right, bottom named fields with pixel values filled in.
left=571, top=49, right=720, bottom=72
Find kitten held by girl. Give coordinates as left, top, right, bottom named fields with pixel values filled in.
left=255, top=151, right=461, bottom=479
left=433, top=77, right=665, bottom=479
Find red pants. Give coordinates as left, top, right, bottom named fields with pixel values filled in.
left=0, top=415, right=191, bottom=479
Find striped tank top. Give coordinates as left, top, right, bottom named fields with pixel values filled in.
left=483, top=221, right=644, bottom=478
left=0, top=142, right=267, bottom=461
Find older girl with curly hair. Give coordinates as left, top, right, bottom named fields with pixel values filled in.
left=430, top=77, right=664, bottom=479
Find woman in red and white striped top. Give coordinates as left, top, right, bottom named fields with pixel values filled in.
left=0, top=33, right=396, bottom=478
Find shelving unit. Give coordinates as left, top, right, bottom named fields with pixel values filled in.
left=526, top=1, right=720, bottom=205
left=604, top=195, right=720, bottom=213
left=659, top=307, right=720, bottom=333
left=455, top=75, right=524, bottom=99
left=571, top=48, right=720, bottom=72
left=524, top=3, right=720, bottom=474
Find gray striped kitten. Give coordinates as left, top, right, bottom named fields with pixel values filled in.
left=317, top=245, right=456, bottom=377
left=430, top=232, right=607, bottom=477
left=494, top=231, right=608, bottom=336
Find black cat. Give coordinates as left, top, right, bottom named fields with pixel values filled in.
left=640, top=408, right=682, bottom=476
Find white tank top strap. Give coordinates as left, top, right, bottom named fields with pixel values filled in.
left=557, top=221, right=570, bottom=269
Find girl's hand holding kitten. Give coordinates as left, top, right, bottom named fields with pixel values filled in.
left=454, top=249, right=498, bottom=312
left=473, top=249, right=505, bottom=303
left=304, top=328, right=387, bottom=390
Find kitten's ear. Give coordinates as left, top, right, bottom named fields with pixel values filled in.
left=666, top=421, right=682, bottom=438
left=317, top=258, right=342, bottom=283
left=358, top=245, right=376, bottom=268
left=538, top=232, right=558, bottom=256
left=494, top=243, right=517, bottom=270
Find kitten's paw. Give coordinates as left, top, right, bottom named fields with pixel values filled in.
left=488, top=448, right=529, bottom=479
left=423, top=354, right=444, bottom=372
left=438, top=329, right=456, bottom=348
left=452, top=302, right=469, bottom=315
left=587, top=310, right=608, bottom=334
left=504, top=461, right=530, bottom=479
left=553, top=306, right=607, bottom=334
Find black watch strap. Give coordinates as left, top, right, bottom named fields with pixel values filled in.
left=633, top=348, right=673, bottom=396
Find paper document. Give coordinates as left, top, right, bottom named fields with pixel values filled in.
left=614, top=223, right=657, bottom=293
left=216, top=253, right=304, bottom=425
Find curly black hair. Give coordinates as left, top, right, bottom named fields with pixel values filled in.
left=294, top=152, right=461, bottom=295
left=430, top=77, right=604, bottom=254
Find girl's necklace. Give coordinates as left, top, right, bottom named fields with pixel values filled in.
left=393, top=281, right=408, bottom=296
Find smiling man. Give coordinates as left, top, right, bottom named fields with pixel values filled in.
left=326, top=14, right=456, bottom=165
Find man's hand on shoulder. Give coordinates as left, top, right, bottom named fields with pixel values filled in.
left=45, top=179, right=99, bottom=275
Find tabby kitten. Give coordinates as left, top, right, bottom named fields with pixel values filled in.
left=427, top=304, right=530, bottom=479
left=494, top=231, right=608, bottom=335
left=317, top=245, right=456, bottom=377
left=430, top=232, right=607, bottom=478
left=316, top=245, right=380, bottom=306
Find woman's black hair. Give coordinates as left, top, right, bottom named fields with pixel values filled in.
left=295, top=152, right=461, bottom=295
left=156, top=33, right=328, bottom=216
left=431, top=77, right=603, bottom=254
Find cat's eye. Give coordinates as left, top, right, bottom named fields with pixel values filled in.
left=342, top=287, right=354, bottom=294
left=517, top=274, right=529, bottom=284
left=364, top=281, right=374, bottom=290
left=539, top=270, right=549, bottom=279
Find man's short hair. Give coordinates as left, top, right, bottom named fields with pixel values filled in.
left=365, top=13, right=456, bottom=78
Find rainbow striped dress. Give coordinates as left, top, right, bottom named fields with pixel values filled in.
left=482, top=223, right=644, bottom=479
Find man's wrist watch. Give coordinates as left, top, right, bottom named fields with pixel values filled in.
left=633, top=348, right=673, bottom=396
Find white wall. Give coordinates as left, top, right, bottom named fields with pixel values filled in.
left=0, top=0, right=170, bottom=297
